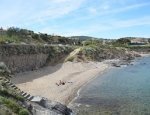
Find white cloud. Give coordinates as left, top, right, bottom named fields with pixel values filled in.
left=0, top=0, right=85, bottom=26
left=88, top=8, right=97, bottom=15
left=51, top=0, right=71, bottom=3
left=0, top=0, right=150, bottom=38
left=26, top=0, right=86, bottom=23
left=40, top=16, right=150, bottom=36
left=97, top=2, right=150, bottom=16
left=112, top=16, right=150, bottom=28
left=68, top=1, right=150, bottom=25
left=102, top=4, right=110, bottom=10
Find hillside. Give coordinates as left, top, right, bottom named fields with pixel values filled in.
left=0, top=27, right=81, bottom=45
left=66, top=46, right=141, bottom=62
left=0, top=63, right=30, bottom=115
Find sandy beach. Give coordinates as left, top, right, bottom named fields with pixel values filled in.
left=11, top=61, right=110, bottom=105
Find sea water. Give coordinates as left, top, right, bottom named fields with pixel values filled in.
left=73, top=56, right=150, bottom=115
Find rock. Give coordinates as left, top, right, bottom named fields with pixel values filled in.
left=0, top=62, right=11, bottom=77
left=0, top=62, right=9, bottom=72
left=31, top=97, right=72, bottom=115
left=111, top=63, right=121, bottom=67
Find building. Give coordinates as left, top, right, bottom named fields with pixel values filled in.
left=130, top=38, right=148, bottom=45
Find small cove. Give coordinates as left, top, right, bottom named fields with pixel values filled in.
left=72, top=56, right=150, bottom=115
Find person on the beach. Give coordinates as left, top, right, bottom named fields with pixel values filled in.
left=56, top=80, right=66, bottom=86
left=61, top=81, right=66, bottom=85
left=59, top=80, right=62, bottom=85
left=56, top=83, right=59, bottom=86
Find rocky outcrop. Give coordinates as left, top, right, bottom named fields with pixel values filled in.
left=128, top=46, right=150, bottom=53
left=0, top=45, right=73, bottom=73
left=75, top=46, right=141, bottom=62
left=31, top=98, right=72, bottom=115
left=0, top=62, right=11, bottom=78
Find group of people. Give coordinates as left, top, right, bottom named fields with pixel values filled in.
left=56, top=80, right=66, bottom=86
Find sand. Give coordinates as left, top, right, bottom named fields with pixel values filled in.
left=11, top=61, right=110, bottom=105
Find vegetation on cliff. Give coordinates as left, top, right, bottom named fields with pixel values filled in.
left=67, top=46, right=140, bottom=62
left=0, top=27, right=82, bottom=45
left=0, top=63, right=30, bottom=115
left=65, top=37, right=147, bottom=62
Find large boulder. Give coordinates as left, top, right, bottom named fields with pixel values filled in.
left=31, top=98, right=72, bottom=115
left=41, top=100, right=72, bottom=115
left=0, top=62, right=11, bottom=77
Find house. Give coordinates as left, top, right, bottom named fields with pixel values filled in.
left=129, top=38, right=148, bottom=45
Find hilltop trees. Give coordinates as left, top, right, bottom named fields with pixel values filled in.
left=0, top=27, right=82, bottom=45
left=148, top=38, right=150, bottom=43
left=116, top=38, right=131, bottom=45
left=7, top=27, right=33, bottom=38
left=82, top=39, right=103, bottom=46
left=111, top=38, right=131, bottom=47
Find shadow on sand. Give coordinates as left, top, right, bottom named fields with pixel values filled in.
left=11, top=56, right=68, bottom=84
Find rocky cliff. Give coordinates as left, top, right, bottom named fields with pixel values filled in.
left=127, top=46, right=150, bottom=53
left=0, top=45, right=73, bottom=73
left=67, top=46, right=141, bottom=62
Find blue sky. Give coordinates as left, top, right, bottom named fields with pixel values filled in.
left=0, top=0, right=150, bottom=39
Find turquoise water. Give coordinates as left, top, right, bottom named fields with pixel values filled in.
left=73, top=56, right=150, bottom=115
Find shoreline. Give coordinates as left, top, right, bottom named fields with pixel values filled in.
left=11, top=61, right=111, bottom=105
left=11, top=57, right=141, bottom=106
left=69, top=54, right=150, bottom=107
left=68, top=66, right=111, bottom=107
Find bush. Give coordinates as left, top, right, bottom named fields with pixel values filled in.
left=0, top=97, right=29, bottom=114
left=1, top=97, right=20, bottom=113
left=15, top=95, right=24, bottom=102
left=19, top=109, right=29, bottom=115
left=67, top=56, right=74, bottom=62
left=0, top=35, right=20, bottom=44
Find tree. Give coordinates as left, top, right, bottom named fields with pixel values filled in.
left=116, top=38, right=131, bottom=45
left=7, top=27, right=20, bottom=37
left=148, top=38, right=150, bottom=43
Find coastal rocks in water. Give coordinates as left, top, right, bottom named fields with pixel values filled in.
left=111, top=63, right=121, bottom=67
left=31, top=97, right=72, bottom=115
left=111, top=60, right=134, bottom=67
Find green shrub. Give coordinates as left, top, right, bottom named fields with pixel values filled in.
left=19, top=109, right=29, bottom=115
left=15, top=95, right=24, bottom=102
left=0, top=89, right=11, bottom=97
left=0, top=35, right=20, bottom=44
left=67, top=56, right=75, bottom=62
left=1, top=97, right=20, bottom=113
left=0, top=88, right=24, bottom=102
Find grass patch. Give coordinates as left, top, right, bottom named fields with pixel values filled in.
left=0, top=35, right=21, bottom=44
left=0, top=96, right=29, bottom=114
left=0, top=89, right=24, bottom=102
left=67, top=56, right=75, bottom=62
left=19, top=109, right=30, bottom=115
